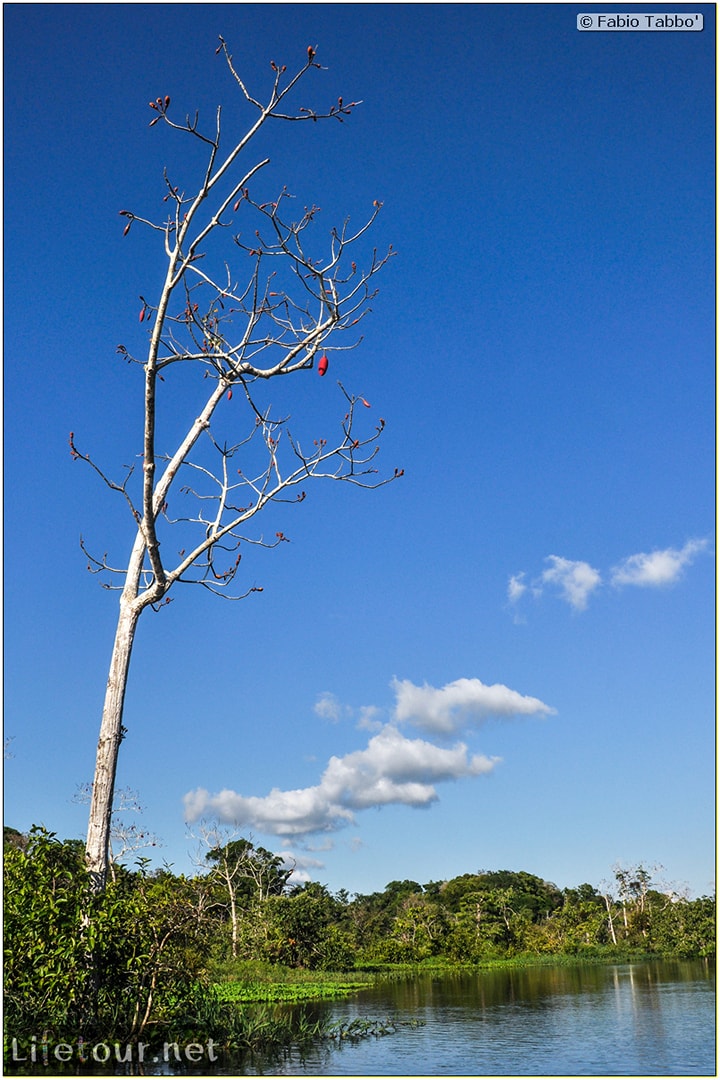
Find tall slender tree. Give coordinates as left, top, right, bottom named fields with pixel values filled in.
left=74, top=40, right=398, bottom=890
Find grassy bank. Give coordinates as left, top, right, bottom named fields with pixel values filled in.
left=210, top=949, right=673, bottom=1006
left=212, top=959, right=377, bottom=1003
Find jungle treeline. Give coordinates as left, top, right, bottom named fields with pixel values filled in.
left=3, top=826, right=715, bottom=1052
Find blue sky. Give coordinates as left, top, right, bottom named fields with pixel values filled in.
left=4, top=3, right=715, bottom=899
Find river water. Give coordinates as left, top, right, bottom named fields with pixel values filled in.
left=230, top=959, right=715, bottom=1076
left=5, top=960, right=714, bottom=1075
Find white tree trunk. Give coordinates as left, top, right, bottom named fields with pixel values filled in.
left=603, top=894, right=618, bottom=946
left=85, top=598, right=141, bottom=889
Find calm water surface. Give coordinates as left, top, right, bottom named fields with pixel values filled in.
left=228, top=960, right=715, bottom=1076
left=6, top=960, right=713, bottom=1076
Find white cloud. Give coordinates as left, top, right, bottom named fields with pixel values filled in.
left=610, top=539, right=710, bottom=588
left=184, top=725, right=499, bottom=838
left=392, top=676, right=555, bottom=735
left=510, top=538, right=710, bottom=618
left=357, top=705, right=383, bottom=731
left=315, top=694, right=384, bottom=730
left=507, top=573, right=527, bottom=604
left=183, top=787, right=212, bottom=823
left=314, top=692, right=347, bottom=722
left=324, top=725, right=496, bottom=806
left=540, top=556, right=602, bottom=611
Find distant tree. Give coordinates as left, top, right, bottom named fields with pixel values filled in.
left=388, top=892, right=449, bottom=961
left=194, top=824, right=292, bottom=958
left=613, top=862, right=659, bottom=940
left=436, top=873, right=482, bottom=912
left=267, top=881, right=349, bottom=969
left=649, top=893, right=716, bottom=958
left=74, top=41, right=398, bottom=889
left=3, top=825, right=28, bottom=852
left=379, top=880, right=425, bottom=910
left=532, top=885, right=609, bottom=955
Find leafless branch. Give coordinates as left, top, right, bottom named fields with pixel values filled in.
left=82, top=41, right=401, bottom=886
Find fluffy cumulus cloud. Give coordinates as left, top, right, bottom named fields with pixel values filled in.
left=392, top=677, right=555, bottom=735
left=184, top=725, right=498, bottom=838
left=610, top=538, right=710, bottom=588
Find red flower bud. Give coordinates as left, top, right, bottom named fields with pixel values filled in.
left=164, top=95, right=170, bottom=108
left=227, top=388, right=233, bottom=401
left=360, top=397, right=371, bottom=408
left=317, top=354, right=329, bottom=376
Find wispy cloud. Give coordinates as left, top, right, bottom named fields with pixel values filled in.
left=540, top=556, right=602, bottom=611
left=392, top=676, right=555, bottom=735
left=357, top=705, right=383, bottom=731
left=313, top=692, right=349, bottom=723
left=509, top=537, right=710, bottom=614
left=610, top=539, right=710, bottom=588
left=315, top=693, right=384, bottom=731
left=184, top=725, right=499, bottom=839
left=507, top=572, right=527, bottom=604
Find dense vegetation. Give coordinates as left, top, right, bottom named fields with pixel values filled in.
left=4, top=825, right=715, bottom=1061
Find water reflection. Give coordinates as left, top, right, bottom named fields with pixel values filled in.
left=261, top=960, right=716, bottom=1077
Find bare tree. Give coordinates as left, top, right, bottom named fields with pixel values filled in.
left=600, top=889, right=618, bottom=946
left=189, top=822, right=292, bottom=959
left=74, top=40, right=399, bottom=890
left=613, top=862, right=662, bottom=937
left=73, top=784, right=161, bottom=883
